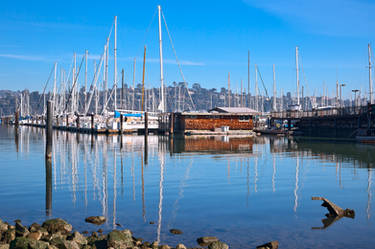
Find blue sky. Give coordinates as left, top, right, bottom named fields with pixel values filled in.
left=0, top=0, right=374, bottom=99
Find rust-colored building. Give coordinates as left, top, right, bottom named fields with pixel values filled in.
left=174, top=107, right=258, bottom=133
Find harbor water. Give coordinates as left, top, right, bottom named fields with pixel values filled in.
left=0, top=126, right=374, bottom=248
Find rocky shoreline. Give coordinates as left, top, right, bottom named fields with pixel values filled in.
left=0, top=217, right=278, bottom=249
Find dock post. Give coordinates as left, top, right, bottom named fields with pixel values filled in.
left=169, top=112, right=174, bottom=135
left=120, top=113, right=123, bottom=134
left=56, top=115, right=59, bottom=127
left=76, top=114, right=80, bottom=130
left=46, top=101, right=53, bottom=159
left=66, top=115, right=69, bottom=128
left=15, top=110, right=19, bottom=128
left=90, top=114, right=94, bottom=133
left=144, top=112, right=148, bottom=135
left=144, top=112, right=148, bottom=165
left=45, top=153, right=52, bottom=216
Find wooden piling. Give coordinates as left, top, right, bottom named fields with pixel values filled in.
left=46, top=101, right=53, bottom=159
left=66, top=115, right=69, bottom=128
left=144, top=112, right=148, bottom=135
left=169, top=112, right=174, bottom=135
left=91, top=114, right=95, bottom=134
left=76, top=114, right=80, bottom=129
left=120, top=113, right=123, bottom=134
left=14, top=110, right=19, bottom=128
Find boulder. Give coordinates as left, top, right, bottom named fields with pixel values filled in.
left=175, top=244, right=187, bottom=249
left=68, top=232, right=87, bottom=246
left=0, top=219, right=9, bottom=232
left=159, top=245, right=170, bottom=249
left=10, top=237, right=29, bottom=249
left=84, top=217, right=106, bottom=226
left=50, top=237, right=79, bottom=249
left=107, top=230, right=133, bottom=249
left=42, top=219, right=72, bottom=235
left=256, top=241, right=279, bottom=249
left=0, top=244, right=9, bottom=249
left=4, top=229, right=16, bottom=244
left=208, top=241, right=229, bottom=249
left=197, top=237, right=218, bottom=246
left=15, top=222, right=29, bottom=237
left=150, top=241, right=158, bottom=248
left=29, top=240, right=49, bottom=249
left=169, top=229, right=183, bottom=235
left=27, top=231, right=42, bottom=241
left=29, top=224, right=42, bottom=233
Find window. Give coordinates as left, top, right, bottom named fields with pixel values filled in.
left=239, top=116, right=250, bottom=122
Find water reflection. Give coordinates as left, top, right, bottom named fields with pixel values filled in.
left=3, top=126, right=375, bottom=248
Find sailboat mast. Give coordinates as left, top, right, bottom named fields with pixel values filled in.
left=273, top=64, right=276, bottom=112
left=369, top=43, right=373, bottom=104
left=132, top=57, right=136, bottom=110
left=114, top=16, right=118, bottom=110
left=228, top=72, right=231, bottom=108
left=141, top=46, right=147, bottom=112
left=84, top=50, right=88, bottom=113
left=296, top=46, right=300, bottom=106
left=248, top=50, right=250, bottom=108
left=158, top=5, right=165, bottom=112
left=255, top=65, right=258, bottom=111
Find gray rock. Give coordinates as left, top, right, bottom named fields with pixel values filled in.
left=29, top=240, right=49, bottom=249
left=107, top=230, right=133, bottom=249
left=27, top=231, right=42, bottom=241
left=175, top=244, right=186, bottom=249
left=50, top=237, right=79, bottom=249
left=197, top=237, right=218, bottom=246
left=150, top=241, right=158, bottom=248
left=10, top=237, right=29, bottom=249
left=208, top=241, right=229, bottom=249
left=256, top=241, right=279, bottom=249
left=84, top=217, right=106, bottom=226
left=169, top=229, right=182, bottom=235
left=42, top=219, right=72, bottom=235
left=68, top=232, right=87, bottom=246
left=0, top=244, right=10, bottom=249
left=15, top=222, right=29, bottom=237
left=0, top=219, right=9, bottom=232
left=29, top=224, right=42, bottom=233
left=4, top=229, right=16, bottom=243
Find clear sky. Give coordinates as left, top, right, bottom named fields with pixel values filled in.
left=0, top=0, right=374, bottom=99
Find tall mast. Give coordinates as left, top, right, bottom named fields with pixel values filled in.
left=158, top=5, right=165, bottom=112
left=273, top=64, right=276, bottom=112
left=228, top=72, right=231, bottom=108
left=296, top=46, right=300, bottom=106
left=255, top=65, right=258, bottom=111
left=141, top=46, right=147, bottom=112
left=336, top=80, right=339, bottom=107
left=132, top=57, right=136, bottom=110
left=72, top=53, right=76, bottom=113
left=53, top=62, right=57, bottom=114
left=84, top=50, right=88, bottom=113
left=114, top=16, right=117, bottom=110
left=240, top=79, right=243, bottom=107
left=103, top=40, right=109, bottom=112
left=248, top=50, right=250, bottom=108
left=369, top=43, right=373, bottom=104
left=121, top=69, right=124, bottom=109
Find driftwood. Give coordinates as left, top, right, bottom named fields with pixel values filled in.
left=312, top=197, right=355, bottom=230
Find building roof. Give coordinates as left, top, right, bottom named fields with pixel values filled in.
left=208, top=107, right=259, bottom=114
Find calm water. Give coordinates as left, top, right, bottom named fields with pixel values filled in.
left=0, top=125, right=375, bottom=248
